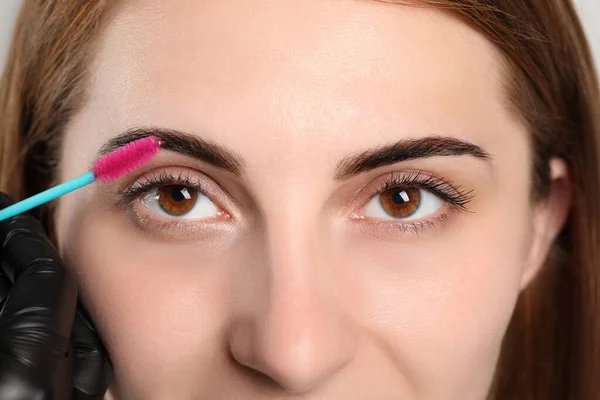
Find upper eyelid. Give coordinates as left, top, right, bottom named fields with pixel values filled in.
left=132, top=171, right=204, bottom=190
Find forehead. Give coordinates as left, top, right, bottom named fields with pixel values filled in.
left=67, top=0, right=516, bottom=172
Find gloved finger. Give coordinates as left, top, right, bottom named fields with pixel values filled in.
left=0, top=192, right=76, bottom=357
left=0, top=354, right=59, bottom=400
left=74, top=390, right=110, bottom=400
left=0, top=269, right=10, bottom=308
left=72, top=302, right=112, bottom=400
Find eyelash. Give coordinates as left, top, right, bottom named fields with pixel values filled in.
left=119, top=171, right=211, bottom=206
left=367, top=170, right=474, bottom=211
left=357, top=170, right=474, bottom=235
left=118, top=169, right=474, bottom=235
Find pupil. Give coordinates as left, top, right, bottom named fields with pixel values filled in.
left=392, top=190, right=410, bottom=204
left=171, top=187, right=187, bottom=202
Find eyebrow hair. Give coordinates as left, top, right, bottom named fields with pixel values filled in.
left=98, top=128, right=491, bottom=181
left=334, top=136, right=491, bottom=181
left=98, top=127, right=245, bottom=176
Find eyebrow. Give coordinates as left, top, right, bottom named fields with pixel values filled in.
left=98, top=128, right=491, bottom=180
left=98, top=127, right=245, bottom=176
left=334, top=136, right=491, bottom=180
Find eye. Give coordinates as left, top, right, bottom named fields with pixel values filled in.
left=363, top=186, right=444, bottom=221
left=141, top=184, right=220, bottom=219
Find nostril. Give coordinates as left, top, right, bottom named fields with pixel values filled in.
left=230, top=352, right=281, bottom=390
left=228, top=319, right=344, bottom=394
left=231, top=346, right=320, bottom=394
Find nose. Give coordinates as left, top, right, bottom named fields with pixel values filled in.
left=228, top=223, right=358, bottom=393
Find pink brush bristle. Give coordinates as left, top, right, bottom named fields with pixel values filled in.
left=92, top=136, right=162, bottom=183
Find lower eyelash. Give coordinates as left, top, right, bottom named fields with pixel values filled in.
left=131, top=208, right=197, bottom=232
left=123, top=194, right=230, bottom=241
left=368, top=211, right=451, bottom=235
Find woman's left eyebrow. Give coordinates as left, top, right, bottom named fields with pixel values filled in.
left=334, top=136, right=492, bottom=181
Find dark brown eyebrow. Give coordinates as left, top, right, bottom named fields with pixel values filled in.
left=99, top=129, right=490, bottom=180
left=334, top=136, right=491, bottom=181
left=98, top=127, right=245, bottom=176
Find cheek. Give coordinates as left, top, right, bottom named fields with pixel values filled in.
left=57, top=208, right=235, bottom=395
left=347, top=204, right=533, bottom=396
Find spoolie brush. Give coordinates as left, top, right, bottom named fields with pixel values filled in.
left=0, top=136, right=163, bottom=221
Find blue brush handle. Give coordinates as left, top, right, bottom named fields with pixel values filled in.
left=0, top=172, right=95, bottom=222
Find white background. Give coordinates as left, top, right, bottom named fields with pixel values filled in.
left=1, top=0, right=599, bottom=75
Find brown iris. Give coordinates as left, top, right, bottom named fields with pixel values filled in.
left=157, top=185, right=198, bottom=216
left=379, top=187, right=421, bottom=218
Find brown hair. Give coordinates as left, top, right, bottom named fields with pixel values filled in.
left=0, top=1, right=598, bottom=398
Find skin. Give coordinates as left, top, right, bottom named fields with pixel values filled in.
left=54, top=0, right=571, bottom=399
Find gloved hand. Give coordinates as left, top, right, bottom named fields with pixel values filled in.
left=0, top=193, right=112, bottom=400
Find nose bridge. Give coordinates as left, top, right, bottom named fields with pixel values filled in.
left=253, top=171, right=329, bottom=286
left=259, top=197, right=338, bottom=330
left=228, top=198, right=358, bottom=393
left=267, top=202, right=317, bottom=277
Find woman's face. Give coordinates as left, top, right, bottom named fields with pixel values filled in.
left=55, top=1, right=569, bottom=399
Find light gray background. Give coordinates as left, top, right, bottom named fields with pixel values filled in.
left=1, top=0, right=599, bottom=74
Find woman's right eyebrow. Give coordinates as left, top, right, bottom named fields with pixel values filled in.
left=98, top=128, right=492, bottom=180
left=98, top=127, right=246, bottom=176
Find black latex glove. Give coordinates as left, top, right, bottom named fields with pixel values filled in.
left=0, top=193, right=112, bottom=399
